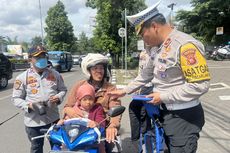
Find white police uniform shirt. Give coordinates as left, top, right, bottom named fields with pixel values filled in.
left=12, top=67, right=67, bottom=127
left=136, top=50, right=154, bottom=95
left=124, top=29, right=210, bottom=110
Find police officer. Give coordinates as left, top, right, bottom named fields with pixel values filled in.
left=129, top=48, right=153, bottom=152
left=108, top=1, right=211, bottom=153
left=12, top=45, right=67, bottom=153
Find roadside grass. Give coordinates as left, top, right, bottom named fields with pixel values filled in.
left=115, top=68, right=138, bottom=85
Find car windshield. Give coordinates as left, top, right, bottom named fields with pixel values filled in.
left=48, top=54, right=61, bottom=60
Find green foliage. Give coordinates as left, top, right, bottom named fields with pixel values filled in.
left=77, top=32, right=90, bottom=54
left=31, top=36, right=43, bottom=46
left=9, top=58, right=28, bottom=64
left=6, top=36, right=19, bottom=45
left=0, top=36, right=7, bottom=44
left=45, top=0, right=76, bottom=52
left=176, top=0, right=230, bottom=46
left=127, top=56, right=139, bottom=69
left=86, top=0, right=146, bottom=67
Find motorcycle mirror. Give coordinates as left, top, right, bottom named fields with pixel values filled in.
left=107, top=106, right=126, bottom=117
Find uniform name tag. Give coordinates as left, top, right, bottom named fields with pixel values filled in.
left=180, top=43, right=211, bottom=83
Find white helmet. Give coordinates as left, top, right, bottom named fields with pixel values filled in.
left=81, top=53, right=109, bottom=79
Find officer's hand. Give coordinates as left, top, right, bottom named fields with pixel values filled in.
left=64, top=107, right=83, bottom=118
left=49, top=96, right=60, bottom=104
left=28, top=102, right=35, bottom=111
left=146, top=92, right=161, bottom=105
left=106, top=124, right=118, bottom=143
left=107, top=89, right=126, bottom=99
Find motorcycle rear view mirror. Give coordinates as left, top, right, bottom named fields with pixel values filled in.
left=98, top=106, right=125, bottom=126
left=107, top=106, right=126, bottom=117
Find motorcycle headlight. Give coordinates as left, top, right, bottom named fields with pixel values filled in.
left=68, top=128, right=79, bottom=137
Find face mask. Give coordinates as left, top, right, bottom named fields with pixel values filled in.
left=35, top=58, right=48, bottom=69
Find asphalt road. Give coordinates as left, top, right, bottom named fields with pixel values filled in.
left=1, top=60, right=230, bottom=153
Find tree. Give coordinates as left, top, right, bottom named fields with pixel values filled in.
left=176, top=0, right=230, bottom=46
left=45, top=0, right=76, bottom=52
left=5, top=36, right=19, bottom=45
left=0, top=36, right=7, bottom=45
left=77, top=32, right=89, bottom=54
left=0, top=36, right=7, bottom=52
left=86, top=0, right=146, bottom=67
left=31, top=36, right=43, bottom=46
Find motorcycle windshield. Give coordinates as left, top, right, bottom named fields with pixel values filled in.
left=63, top=118, right=91, bottom=143
left=62, top=118, right=100, bottom=151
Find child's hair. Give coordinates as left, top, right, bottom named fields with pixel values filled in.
left=76, top=83, right=95, bottom=104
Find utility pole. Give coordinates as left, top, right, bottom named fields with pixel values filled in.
left=167, top=3, right=176, bottom=26
left=125, top=8, right=127, bottom=72
left=39, top=0, right=44, bottom=45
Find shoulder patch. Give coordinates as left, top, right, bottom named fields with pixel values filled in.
left=14, top=80, right=22, bottom=90
left=180, top=43, right=211, bottom=83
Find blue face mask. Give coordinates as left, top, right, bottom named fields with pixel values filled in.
left=35, top=58, right=48, bottom=69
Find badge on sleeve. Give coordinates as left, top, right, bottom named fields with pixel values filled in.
left=14, top=80, right=22, bottom=90
left=31, top=89, right=38, bottom=94
left=180, top=43, right=211, bottom=83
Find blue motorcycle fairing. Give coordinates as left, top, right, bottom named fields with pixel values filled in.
left=63, top=127, right=99, bottom=150
left=49, top=118, right=105, bottom=151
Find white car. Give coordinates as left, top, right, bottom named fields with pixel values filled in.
left=72, top=55, right=80, bottom=65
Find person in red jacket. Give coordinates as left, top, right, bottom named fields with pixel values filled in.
left=62, top=83, right=106, bottom=152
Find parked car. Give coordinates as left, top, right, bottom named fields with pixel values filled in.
left=79, top=55, right=86, bottom=67
left=72, top=55, right=80, bottom=65
left=47, top=51, right=73, bottom=72
left=215, top=45, right=230, bottom=60
left=0, top=53, right=13, bottom=88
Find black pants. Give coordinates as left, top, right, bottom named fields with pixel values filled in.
left=129, top=100, right=152, bottom=141
left=25, top=120, right=59, bottom=153
left=161, top=104, right=205, bottom=153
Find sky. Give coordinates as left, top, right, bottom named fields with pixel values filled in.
left=0, top=0, right=192, bottom=43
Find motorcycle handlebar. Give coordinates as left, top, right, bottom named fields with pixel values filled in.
left=31, top=134, right=49, bottom=141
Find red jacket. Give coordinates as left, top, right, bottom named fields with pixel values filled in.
left=88, top=104, right=106, bottom=128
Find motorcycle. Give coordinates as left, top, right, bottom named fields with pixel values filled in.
left=209, top=46, right=222, bottom=60
left=32, top=106, right=125, bottom=152
left=209, top=45, right=230, bottom=61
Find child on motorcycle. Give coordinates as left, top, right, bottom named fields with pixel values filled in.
left=59, top=83, right=106, bottom=152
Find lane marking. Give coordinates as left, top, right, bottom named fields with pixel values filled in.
left=219, top=96, right=230, bottom=101
left=209, top=82, right=230, bottom=91
left=208, top=66, right=230, bottom=69
left=0, top=95, right=11, bottom=101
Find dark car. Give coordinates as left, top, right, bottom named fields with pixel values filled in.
left=79, top=55, right=86, bottom=67
left=0, top=53, right=13, bottom=88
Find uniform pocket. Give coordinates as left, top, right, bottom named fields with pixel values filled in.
left=169, top=136, right=186, bottom=147
left=169, top=135, right=198, bottom=153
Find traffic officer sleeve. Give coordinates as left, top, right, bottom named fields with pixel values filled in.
left=160, top=43, right=211, bottom=103
left=54, top=71, right=67, bottom=103
left=124, top=56, right=154, bottom=94
left=160, top=81, right=210, bottom=103
left=12, top=73, right=30, bottom=113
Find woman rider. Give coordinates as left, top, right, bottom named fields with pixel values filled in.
left=63, top=53, right=122, bottom=153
